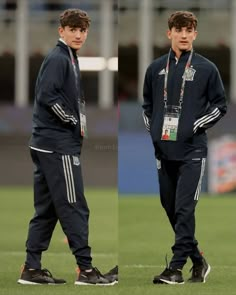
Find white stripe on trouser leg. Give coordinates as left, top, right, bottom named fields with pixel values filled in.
left=194, top=158, right=206, bottom=201
left=62, top=155, right=76, bottom=203
left=62, top=155, right=72, bottom=203
left=65, top=156, right=74, bottom=203
left=66, top=155, right=76, bottom=203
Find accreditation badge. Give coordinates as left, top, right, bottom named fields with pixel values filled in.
left=78, top=99, right=88, bottom=138
left=161, top=105, right=181, bottom=141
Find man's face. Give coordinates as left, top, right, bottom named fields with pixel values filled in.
left=58, top=26, right=88, bottom=50
left=167, top=26, right=197, bottom=53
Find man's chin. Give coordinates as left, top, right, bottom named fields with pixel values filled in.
left=69, top=43, right=82, bottom=50
left=179, top=45, right=191, bottom=51
left=71, top=45, right=82, bottom=50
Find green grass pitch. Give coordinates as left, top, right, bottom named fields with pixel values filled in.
left=1, top=187, right=236, bottom=295
left=119, top=194, right=236, bottom=295
left=0, top=187, right=117, bottom=295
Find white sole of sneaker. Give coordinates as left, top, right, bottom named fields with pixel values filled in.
left=159, top=279, right=185, bottom=285
left=203, top=264, right=211, bottom=283
left=74, top=281, right=117, bottom=286
left=17, top=279, right=41, bottom=285
left=17, top=279, right=66, bottom=285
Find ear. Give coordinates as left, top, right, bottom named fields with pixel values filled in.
left=193, top=30, right=198, bottom=40
left=58, top=26, right=64, bottom=38
left=166, top=30, right=172, bottom=40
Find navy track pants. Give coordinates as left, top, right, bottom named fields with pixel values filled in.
left=25, top=149, right=92, bottom=270
left=157, top=158, right=206, bottom=269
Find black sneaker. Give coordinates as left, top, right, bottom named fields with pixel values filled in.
left=188, top=257, right=211, bottom=283
left=17, top=265, right=66, bottom=285
left=153, top=268, right=184, bottom=285
left=104, top=265, right=118, bottom=283
left=74, top=267, right=116, bottom=286
left=153, top=268, right=167, bottom=284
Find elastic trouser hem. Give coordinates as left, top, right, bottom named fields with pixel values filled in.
left=169, top=262, right=185, bottom=270
left=75, top=254, right=92, bottom=271
left=25, top=252, right=42, bottom=270
left=78, top=264, right=93, bottom=271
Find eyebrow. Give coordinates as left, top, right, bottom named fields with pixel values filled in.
left=175, top=26, right=194, bottom=30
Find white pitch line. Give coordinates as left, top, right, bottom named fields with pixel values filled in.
left=123, top=264, right=236, bottom=269
left=124, top=265, right=165, bottom=268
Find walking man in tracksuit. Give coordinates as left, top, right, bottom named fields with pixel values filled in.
left=18, top=8, right=115, bottom=286
left=142, top=11, right=227, bottom=284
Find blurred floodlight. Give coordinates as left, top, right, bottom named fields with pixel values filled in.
left=78, top=57, right=118, bottom=71
left=79, top=57, right=106, bottom=71
left=107, top=57, right=118, bottom=71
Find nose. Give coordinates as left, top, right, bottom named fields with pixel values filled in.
left=75, top=31, right=81, bottom=39
left=181, top=30, right=187, bottom=38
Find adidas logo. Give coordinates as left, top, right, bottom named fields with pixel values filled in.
left=158, top=68, right=166, bottom=75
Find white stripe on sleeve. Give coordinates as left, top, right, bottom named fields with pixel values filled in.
left=193, top=108, right=220, bottom=133
left=52, top=103, right=78, bottom=125
left=142, top=111, right=150, bottom=131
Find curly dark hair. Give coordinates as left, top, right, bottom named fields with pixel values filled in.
left=60, top=8, right=91, bottom=29
left=168, top=11, right=198, bottom=30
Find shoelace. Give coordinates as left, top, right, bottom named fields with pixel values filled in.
left=161, top=255, right=181, bottom=276
left=93, top=267, right=105, bottom=278
left=159, top=255, right=171, bottom=276
left=165, top=254, right=169, bottom=269
left=40, top=269, right=53, bottom=277
left=21, top=265, right=53, bottom=278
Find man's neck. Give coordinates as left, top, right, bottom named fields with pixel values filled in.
left=172, top=47, right=192, bottom=60
left=175, top=50, right=182, bottom=60
left=59, top=38, right=78, bottom=56
left=59, top=38, right=67, bottom=46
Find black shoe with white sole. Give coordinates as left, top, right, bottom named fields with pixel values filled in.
left=75, top=267, right=116, bottom=286
left=17, top=265, right=66, bottom=285
left=153, top=267, right=184, bottom=285
left=188, top=257, right=211, bottom=283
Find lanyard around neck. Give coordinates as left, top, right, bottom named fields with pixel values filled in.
left=67, top=46, right=79, bottom=91
left=67, top=45, right=86, bottom=100
left=164, top=48, right=194, bottom=108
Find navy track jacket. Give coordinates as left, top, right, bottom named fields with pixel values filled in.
left=30, top=41, right=83, bottom=154
left=142, top=49, right=227, bottom=160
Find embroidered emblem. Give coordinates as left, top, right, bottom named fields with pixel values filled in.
left=72, top=156, right=80, bottom=166
left=183, top=67, right=196, bottom=81
left=158, top=68, right=166, bottom=75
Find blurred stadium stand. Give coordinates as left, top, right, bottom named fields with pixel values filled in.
left=0, top=105, right=117, bottom=187
left=119, top=102, right=236, bottom=194
left=0, top=0, right=117, bottom=188
left=119, top=0, right=231, bottom=101
left=1, top=0, right=236, bottom=192
left=119, top=0, right=236, bottom=194
left=0, top=0, right=118, bottom=105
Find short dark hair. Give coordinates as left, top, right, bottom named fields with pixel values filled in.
left=60, top=8, right=91, bottom=29
left=168, top=11, right=198, bottom=30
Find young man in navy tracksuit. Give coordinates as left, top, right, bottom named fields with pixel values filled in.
left=143, top=11, right=227, bottom=285
left=18, top=9, right=115, bottom=286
